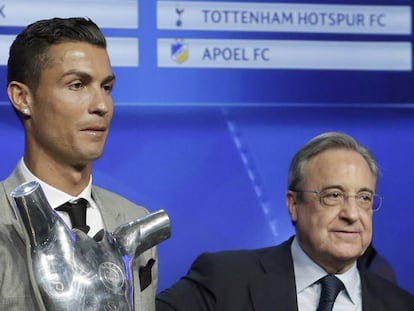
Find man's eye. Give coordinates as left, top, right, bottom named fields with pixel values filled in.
left=103, top=84, right=113, bottom=92
left=358, top=193, right=372, bottom=202
left=325, top=191, right=343, bottom=199
left=69, top=82, right=84, bottom=90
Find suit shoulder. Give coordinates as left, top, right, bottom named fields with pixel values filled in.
left=92, top=185, right=149, bottom=213
left=194, top=240, right=290, bottom=265
left=191, top=246, right=277, bottom=273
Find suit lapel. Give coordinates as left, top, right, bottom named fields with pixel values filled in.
left=92, top=187, right=116, bottom=231
left=250, top=239, right=298, bottom=311
left=91, top=186, right=128, bottom=232
left=360, top=271, right=386, bottom=311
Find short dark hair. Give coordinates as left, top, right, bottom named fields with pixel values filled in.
left=7, top=17, right=107, bottom=91
left=288, top=132, right=379, bottom=197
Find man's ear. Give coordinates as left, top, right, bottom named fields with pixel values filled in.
left=286, top=191, right=298, bottom=223
left=7, top=81, right=33, bottom=117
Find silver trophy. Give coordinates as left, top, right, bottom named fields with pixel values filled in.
left=11, top=180, right=171, bottom=311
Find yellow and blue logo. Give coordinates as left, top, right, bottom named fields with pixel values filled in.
left=171, top=41, right=189, bottom=64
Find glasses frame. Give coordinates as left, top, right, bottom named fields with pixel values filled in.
left=292, top=189, right=383, bottom=212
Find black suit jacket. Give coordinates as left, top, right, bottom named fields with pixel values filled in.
left=156, top=238, right=414, bottom=311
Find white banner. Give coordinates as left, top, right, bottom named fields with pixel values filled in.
left=0, top=35, right=13, bottom=65
left=0, top=35, right=139, bottom=67
left=158, top=38, right=412, bottom=71
left=0, top=0, right=138, bottom=28
left=157, top=1, right=411, bottom=35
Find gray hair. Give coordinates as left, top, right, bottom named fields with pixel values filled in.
left=288, top=132, right=379, bottom=193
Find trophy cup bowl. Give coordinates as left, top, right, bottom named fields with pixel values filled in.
left=11, top=180, right=171, bottom=310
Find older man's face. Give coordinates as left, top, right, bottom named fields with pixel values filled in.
left=287, top=148, right=375, bottom=273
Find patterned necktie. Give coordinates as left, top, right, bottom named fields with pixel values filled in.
left=316, top=274, right=344, bottom=311
left=55, top=198, right=90, bottom=234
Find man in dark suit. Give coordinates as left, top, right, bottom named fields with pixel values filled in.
left=156, top=132, right=414, bottom=310
left=0, top=17, right=157, bottom=310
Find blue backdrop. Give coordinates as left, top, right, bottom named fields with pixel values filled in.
left=1, top=104, right=414, bottom=295
left=0, top=0, right=413, bottom=296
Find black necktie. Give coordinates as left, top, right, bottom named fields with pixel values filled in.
left=55, top=198, right=90, bottom=234
left=316, top=274, right=344, bottom=311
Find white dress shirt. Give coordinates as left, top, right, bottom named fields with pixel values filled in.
left=291, top=237, right=362, bottom=311
left=19, top=158, right=105, bottom=237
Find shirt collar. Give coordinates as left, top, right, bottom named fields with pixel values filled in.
left=18, top=158, right=93, bottom=209
left=291, top=236, right=361, bottom=304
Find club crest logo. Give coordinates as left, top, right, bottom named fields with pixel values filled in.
left=171, top=41, right=189, bottom=64
left=99, top=262, right=125, bottom=292
left=176, top=7, right=184, bottom=27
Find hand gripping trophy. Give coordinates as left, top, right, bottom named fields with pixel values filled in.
left=11, top=180, right=171, bottom=311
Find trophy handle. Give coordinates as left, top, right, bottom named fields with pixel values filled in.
left=113, top=209, right=171, bottom=257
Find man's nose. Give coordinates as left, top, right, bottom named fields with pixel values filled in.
left=90, top=88, right=112, bottom=115
left=340, top=195, right=361, bottom=220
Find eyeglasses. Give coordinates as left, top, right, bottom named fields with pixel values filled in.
left=292, top=189, right=383, bottom=211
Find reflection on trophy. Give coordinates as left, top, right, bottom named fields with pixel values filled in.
left=11, top=181, right=171, bottom=311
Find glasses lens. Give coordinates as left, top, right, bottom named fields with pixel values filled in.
left=372, top=195, right=383, bottom=211
left=320, top=190, right=343, bottom=206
